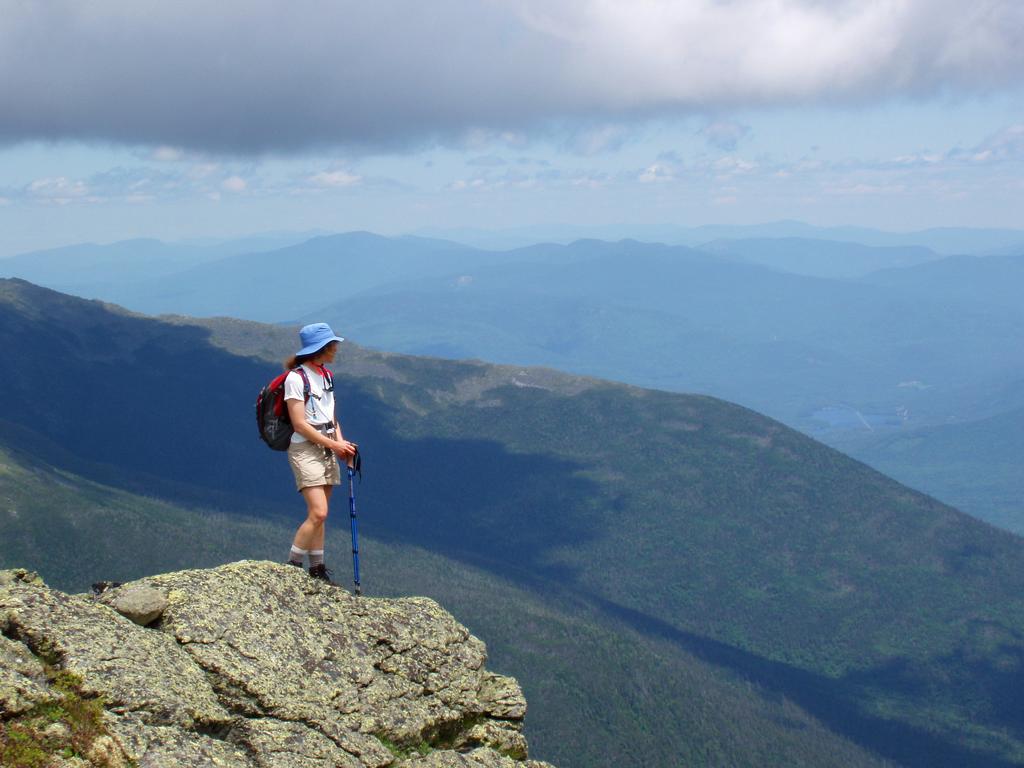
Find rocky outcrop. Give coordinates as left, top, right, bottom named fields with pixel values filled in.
left=0, top=561, right=556, bottom=768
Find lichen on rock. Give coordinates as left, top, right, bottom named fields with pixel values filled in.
left=0, top=633, right=50, bottom=715
left=0, top=561, right=557, bottom=768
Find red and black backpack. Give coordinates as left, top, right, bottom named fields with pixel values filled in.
left=255, top=367, right=312, bottom=451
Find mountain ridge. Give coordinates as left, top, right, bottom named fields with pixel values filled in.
left=4, top=278, right=1024, bottom=766
left=0, top=441, right=892, bottom=768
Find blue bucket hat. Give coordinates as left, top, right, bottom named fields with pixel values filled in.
left=296, top=323, right=345, bottom=356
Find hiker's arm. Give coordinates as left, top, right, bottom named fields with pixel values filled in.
left=285, top=399, right=338, bottom=447
left=285, top=398, right=356, bottom=455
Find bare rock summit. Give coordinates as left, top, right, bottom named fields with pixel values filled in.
left=0, top=561, right=556, bottom=768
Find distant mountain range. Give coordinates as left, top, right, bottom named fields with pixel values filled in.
left=3, top=230, right=1023, bottom=533
left=699, top=237, right=941, bottom=278
left=302, top=239, right=1024, bottom=530
left=4, top=278, right=1024, bottom=766
left=414, top=221, right=1024, bottom=255
left=861, top=253, right=1024, bottom=312
left=0, top=232, right=317, bottom=293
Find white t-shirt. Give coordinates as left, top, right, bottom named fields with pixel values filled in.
left=283, top=364, right=336, bottom=444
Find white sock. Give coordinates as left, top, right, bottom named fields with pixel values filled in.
left=289, top=546, right=308, bottom=565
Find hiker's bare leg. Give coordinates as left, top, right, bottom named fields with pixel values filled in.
left=293, top=485, right=331, bottom=551
left=314, top=486, right=333, bottom=551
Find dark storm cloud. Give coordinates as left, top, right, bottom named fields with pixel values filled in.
left=0, top=1, right=569, bottom=153
left=1, top=0, right=1022, bottom=154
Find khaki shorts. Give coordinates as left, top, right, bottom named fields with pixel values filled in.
left=287, top=440, right=341, bottom=492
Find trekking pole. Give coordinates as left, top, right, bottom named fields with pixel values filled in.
left=347, top=449, right=362, bottom=596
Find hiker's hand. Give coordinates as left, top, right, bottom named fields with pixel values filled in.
left=333, top=439, right=357, bottom=459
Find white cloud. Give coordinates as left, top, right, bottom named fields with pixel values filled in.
left=873, top=123, right=1024, bottom=169
left=449, top=178, right=487, bottom=192
left=971, top=123, right=1024, bottom=161
left=568, top=174, right=606, bottom=189
left=151, top=146, right=186, bottom=162
left=459, top=129, right=529, bottom=152
left=712, top=156, right=757, bottom=176
left=0, top=0, right=1020, bottom=153
left=27, top=176, right=92, bottom=204
left=634, top=152, right=759, bottom=183
left=308, top=170, right=361, bottom=188
left=888, top=152, right=943, bottom=166
left=221, top=176, right=247, bottom=192
left=447, top=166, right=607, bottom=192
left=638, top=163, right=675, bottom=183
left=516, top=1, right=1024, bottom=103
left=825, top=182, right=907, bottom=196
left=2, top=163, right=263, bottom=207
left=564, top=124, right=633, bottom=155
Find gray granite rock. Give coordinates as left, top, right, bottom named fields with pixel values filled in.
left=0, top=561, right=558, bottom=768
left=0, top=632, right=50, bottom=714
left=0, top=574, right=230, bottom=729
left=0, top=567, right=45, bottom=588
left=108, top=713, right=253, bottom=767
left=99, top=584, right=169, bottom=626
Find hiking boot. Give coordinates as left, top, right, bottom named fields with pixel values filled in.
left=286, top=560, right=304, bottom=568
left=308, top=564, right=337, bottom=585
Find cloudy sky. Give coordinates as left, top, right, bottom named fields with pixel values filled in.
left=2, top=0, right=1022, bottom=254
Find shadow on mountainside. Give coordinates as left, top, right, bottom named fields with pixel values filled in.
left=321, top=383, right=606, bottom=578
left=585, top=593, right=1022, bottom=768
left=5, top=280, right=1023, bottom=768
left=0, top=282, right=605, bottom=571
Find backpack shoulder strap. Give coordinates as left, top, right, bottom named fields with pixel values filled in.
left=294, top=367, right=311, bottom=402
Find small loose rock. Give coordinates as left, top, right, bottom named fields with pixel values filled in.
left=100, top=584, right=169, bottom=626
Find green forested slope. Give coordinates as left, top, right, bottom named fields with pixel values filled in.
left=832, top=405, right=1024, bottom=534
left=3, top=277, right=1024, bottom=766
left=0, top=444, right=887, bottom=768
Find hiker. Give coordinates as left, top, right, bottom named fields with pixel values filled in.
left=283, top=323, right=357, bottom=583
